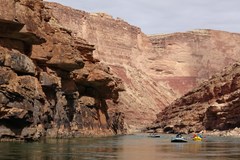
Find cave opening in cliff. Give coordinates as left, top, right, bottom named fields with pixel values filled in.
left=65, top=93, right=77, bottom=122
left=0, top=117, right=31, bottom=136
left=42, top=86, right=57, bottom=107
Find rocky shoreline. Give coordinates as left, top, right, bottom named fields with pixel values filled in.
left=203, top=128, right=240, bottom=137
left=144, top=127, right=240, bottom=138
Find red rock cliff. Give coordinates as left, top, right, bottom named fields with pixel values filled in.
left=1, top=0, right=240, bottom=136
left=0, top=0, right=125, bottom=141
left=45, top=2, right=177, bottom=129
left=149, top=30, right=240, bottom=96
left=44, top=2, right=240, bottom=130
left=152, top=63, right=240, bottom=134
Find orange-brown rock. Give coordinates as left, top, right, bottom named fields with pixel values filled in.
left=151, top=63, right=240, bottom=134
left=45, top=2, right=176, bottom=129
left=149, top=30, right=240, bottom=96
left=1, top=0, right=240, bottom=138
left=0, top=0, right=124, bottom=141
left=42, top=2, right=240, bottom=130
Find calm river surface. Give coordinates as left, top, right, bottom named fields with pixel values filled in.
left=0, top=134, right=239, bottom=160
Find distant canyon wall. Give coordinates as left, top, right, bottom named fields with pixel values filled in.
left=149, top=30, right=240, bottom=95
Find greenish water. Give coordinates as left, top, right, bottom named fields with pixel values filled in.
left=0, top=134, right=239, bottom=160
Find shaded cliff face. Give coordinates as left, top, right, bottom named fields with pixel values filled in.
left=0, top=0, right=124, bottom=141
left=152, top=63, right=240, bottom=134
left=149, top=30, right=240, bottom=96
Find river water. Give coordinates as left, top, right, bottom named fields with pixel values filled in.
left=0, top=134, right=239, bottom=160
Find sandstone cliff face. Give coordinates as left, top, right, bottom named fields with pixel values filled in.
left=1, top=0, right=240, bottom=137
left=0, top=0, right=124, bottom=141
left=149, top=30, right=240, bottom=96
left=152, top=63, right=240, bottom=134
left=42, top=3, right=240, bottom=130
left=45, top=2, right=177, bottom=128
left=44, top=3, right=240, bottom=133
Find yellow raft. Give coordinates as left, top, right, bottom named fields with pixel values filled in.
left=192, top=136, right=202, bottom=141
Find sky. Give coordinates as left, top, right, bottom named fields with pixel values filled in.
left=45, top=0, right=240, bottom=35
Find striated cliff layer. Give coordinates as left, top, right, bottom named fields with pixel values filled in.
left=151, top=63, right=240, bottom=134
left=44, top=3, right=240, bottom=133
left=1, top=0, right=240, bottom=138
left=0, top=0, right=125, bottom=141
left=45, top=2, right=176, bottom=128
left=43, top=3, right=240, bottom=129
left=149, top=30, right=240, bottom=96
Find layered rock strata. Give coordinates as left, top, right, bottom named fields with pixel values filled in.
left=0, top=0, right=124, bottom=141
left=44, top=2, right=177, bottom=128
left=149, top=30, right=240, bottom=96
left=43, top=3, right=240, bottom=129
left=1, top=0, right=240, bottom=137
left=151, top=63, right=240, bottom=134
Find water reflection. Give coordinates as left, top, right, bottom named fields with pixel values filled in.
left=0, top=134, right=239, bottom=160
left=0, top=136, right=122, bottom=160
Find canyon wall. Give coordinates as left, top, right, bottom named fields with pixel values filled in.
left=45, top=2, right=240, bottom=130
left=151, top=63, right=240, bottom=134
left=45, top=2, right=176, bottom=129
left=1, top=0, right=240, bottom=137
left=0, top=0, right=125, bottom=141
left=149, top=30, right=240, bottom=95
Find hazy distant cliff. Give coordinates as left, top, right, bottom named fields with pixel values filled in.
left=149, top=30, right=240, bottom=95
